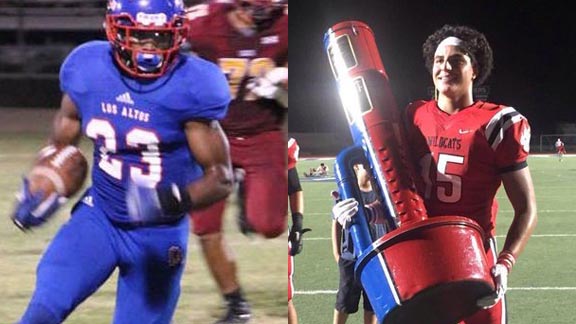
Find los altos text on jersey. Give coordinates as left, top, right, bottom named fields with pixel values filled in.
left=101, top=102, right=150, bottom=122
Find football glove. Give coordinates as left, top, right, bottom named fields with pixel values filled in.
left=247, top=67, right=288, bottom=107
left=288, top=212, right=311, bottom=256
left=331, top=198, right=359, bottom=227
left=126, top=182, right=192, bottom=224
left=476, top=263, right=509, bottom=309
left=11, top=177, right=67, bottom=231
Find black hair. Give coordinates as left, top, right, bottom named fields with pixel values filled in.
left=422, top=24, right=494, bottom=85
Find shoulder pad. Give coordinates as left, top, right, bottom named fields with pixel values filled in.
left=477, top=101, right=502, bottom=111
left=60, top=41, right=107, bottom=96
left=168, top=56, right=231, bottom=120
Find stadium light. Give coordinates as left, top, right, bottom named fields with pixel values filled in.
left=326, top=32, right=370, bottom=130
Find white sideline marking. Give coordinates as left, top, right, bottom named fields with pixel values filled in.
left=509, top=287, right=576, bottom=291
left=301, top=155, right=576, bottom=160
left=0, top=153, right=36, bottom=157
left=303, top=234, right=576, bottom=241
left=307, top=210, right=575, bottom=215
left=296, top=290, right=337, bottom=294
left=296, top=287, right=576, bottom=295
left=531, top=154, right=576, bottom=157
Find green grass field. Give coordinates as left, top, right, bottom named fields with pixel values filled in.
left=293, top=156, right=576, bottom=323
left=3, top=128, right=576, bottom=324
left=0, top=131, right=286, bottom=324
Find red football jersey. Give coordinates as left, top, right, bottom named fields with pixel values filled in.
left=287, top=137, right=299, bottom=170
left=405, top=101, right=531, bottom=236
left=186, top=1, right=288, bottom=137
left=555, top=140, right=566, bottom=153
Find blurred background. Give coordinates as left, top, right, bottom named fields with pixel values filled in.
left=0, top=0, right=104, bottom=107
left=0, top=0, right=205, bottom=107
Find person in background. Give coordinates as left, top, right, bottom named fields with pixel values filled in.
left=555, top=138, right=566, bottom=161
left=287, top=137, right=310, bottom=324
left=331, top=163, right=383, bottom=324
left=304, top=162, right=328, bottom=177
left=186, top=1, right=288, bottom=322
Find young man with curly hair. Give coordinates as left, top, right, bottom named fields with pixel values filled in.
left=411, top=24, right=538, bottom=323
left=333, top=24, right=538, bottom=324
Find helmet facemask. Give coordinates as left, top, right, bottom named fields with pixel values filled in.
left=105, top=13, right=188, bottom=79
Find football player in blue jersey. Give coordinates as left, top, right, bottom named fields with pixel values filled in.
left=10, top=0, right=233, bottom=323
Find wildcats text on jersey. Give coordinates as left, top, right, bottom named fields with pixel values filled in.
left=426, top=136, right=462, bottom=151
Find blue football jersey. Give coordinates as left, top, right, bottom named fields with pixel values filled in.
left=60, top=41, right=230, bottom=223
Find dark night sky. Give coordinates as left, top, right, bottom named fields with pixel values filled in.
left=288, top=0, right=576, bottom=138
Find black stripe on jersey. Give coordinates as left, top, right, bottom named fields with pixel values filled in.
left=288, top=167, right=302, bottom=195
left=498, top=160, right=527, bottom=174
left=487, top=110, right=520, bottom=147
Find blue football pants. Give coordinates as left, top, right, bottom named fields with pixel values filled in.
left=19, top=201, right=189, bottom=324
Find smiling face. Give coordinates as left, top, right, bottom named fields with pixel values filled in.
left=432, top=45, right=476, bottom=100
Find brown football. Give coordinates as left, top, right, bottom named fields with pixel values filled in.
left=28, top=145, right=89, bottom=198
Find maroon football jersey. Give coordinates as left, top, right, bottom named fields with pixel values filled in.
left=405, top=100, right=531, bottom=236
left=186, top=2, right=288, bottom=137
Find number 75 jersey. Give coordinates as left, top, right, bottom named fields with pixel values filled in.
left=186, top=1, right=288, bottom=136
left=405, top=100, right=531, bottom=236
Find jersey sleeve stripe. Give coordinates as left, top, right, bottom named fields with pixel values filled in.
left=489, top=114, right=524, bottom=150
left=498, top=160, right=528, bottom=174
left=485, top=107, right=524, bottom=150
left=185, top=4, right=208, bottom=20
left=485, top=107, right=517, bottom=139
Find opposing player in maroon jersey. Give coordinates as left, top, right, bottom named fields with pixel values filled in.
left=407, top=25, right=537, bottom=324
left=333, top=25, right=538, bottom=324
left=185, top=1, right=288, bottom=322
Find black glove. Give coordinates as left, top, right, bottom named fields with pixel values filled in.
left=288, top=212, right=311, bottom=256
left=156, top=184, right=193, bottom=216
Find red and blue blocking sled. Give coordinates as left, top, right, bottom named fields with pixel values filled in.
left=325, top=21, right=495, bottom=324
